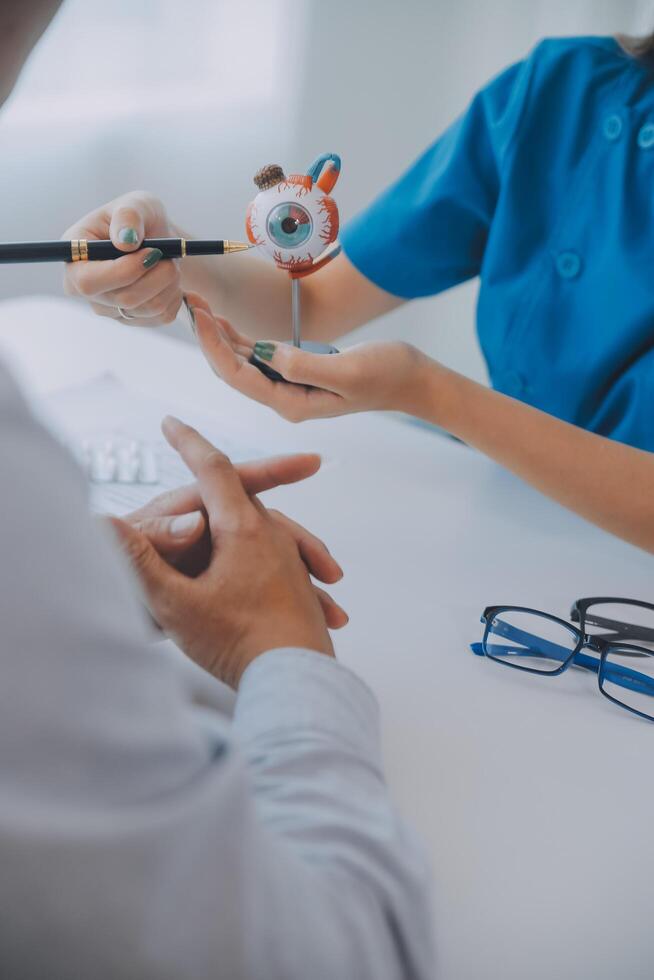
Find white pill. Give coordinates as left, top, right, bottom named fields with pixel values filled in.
left=117, top=457, right=140, bottom=483
left=90, top=449, right=115, bottom=483
left=138, top=447, right=158, bottom=484
left=116, top=444, right=135, bottom=464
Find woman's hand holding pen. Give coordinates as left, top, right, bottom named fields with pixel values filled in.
left=63, top=191, right=184, bottom=325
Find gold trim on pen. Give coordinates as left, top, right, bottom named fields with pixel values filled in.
left=79, top=239, right=88, bottom=261
left=223, top=240, right=253, bottom=254
left=71, top=239, right=80, bottom=262
left=181, top=238, right=187, bottom=257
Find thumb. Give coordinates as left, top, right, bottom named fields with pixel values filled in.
left=109, top=199, right=146, bottom=252
left=252, top=341, right=342, bottom=391
left=108, top=517, right=186, bottom=622
left=131, top=510, right=206, bottom=561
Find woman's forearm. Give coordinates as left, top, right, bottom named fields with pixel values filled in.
left=407, top=356, right=654, bottom=552
left=178, top=242, right=401, bottom=343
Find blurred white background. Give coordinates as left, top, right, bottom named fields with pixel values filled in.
left=1, top=0, right=652, bottom=382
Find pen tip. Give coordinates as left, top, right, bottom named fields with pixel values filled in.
left=223, top=240, right=257, bottom=254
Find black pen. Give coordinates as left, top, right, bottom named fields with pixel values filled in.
left=0, top=238, right=253, bottom=264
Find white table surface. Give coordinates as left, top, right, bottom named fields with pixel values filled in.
left=1, top=296, right=652, bottom=980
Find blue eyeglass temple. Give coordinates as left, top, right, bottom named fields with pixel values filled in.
left=470, top=620, right=654, bottom=698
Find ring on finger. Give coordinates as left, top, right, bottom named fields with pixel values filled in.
left=117, top=305, right=140, bottom=321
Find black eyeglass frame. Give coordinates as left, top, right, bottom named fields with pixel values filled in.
left=474, top=596, right=654, bottom=723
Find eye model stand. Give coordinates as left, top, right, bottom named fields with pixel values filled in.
left=245, top=155, right=341, bottom=383
left=291, top=277, right=301, bottom=349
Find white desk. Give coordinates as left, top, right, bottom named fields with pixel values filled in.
left=1, top=296, right=652, bottom=980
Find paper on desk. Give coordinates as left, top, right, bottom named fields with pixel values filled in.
left=44, top=373, right=272, bottom=515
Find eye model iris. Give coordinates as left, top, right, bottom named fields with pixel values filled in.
left=267, top=203, right=312, bottom=249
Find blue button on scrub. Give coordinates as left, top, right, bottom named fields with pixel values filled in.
left=603, top=113, right=622, bottom=140
left=555, top=251, right=582, bottom=279
left=341, top=38, right=654, bottom=451
left=637, top=122, right=654, bottom=148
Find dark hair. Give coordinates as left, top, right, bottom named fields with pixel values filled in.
left=617, top=31, right=654, bottom=61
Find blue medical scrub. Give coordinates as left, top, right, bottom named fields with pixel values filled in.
left=341, top=37, right=654, bottom=450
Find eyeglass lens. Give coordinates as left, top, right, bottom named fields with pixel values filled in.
left=584, top=601, right=654, bottom=718
left=484, top=609, right=579, bottom=674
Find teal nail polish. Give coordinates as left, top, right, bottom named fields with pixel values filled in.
left=118, top=227, right=139, bottom=245
left=253, top=342, right=276, bottom=362
left=143, top=247, right=163, bottom=269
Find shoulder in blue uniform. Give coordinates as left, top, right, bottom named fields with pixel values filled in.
left=506, top=37, right=633, bottom=164
left=341, top=36, right=630, bottom=301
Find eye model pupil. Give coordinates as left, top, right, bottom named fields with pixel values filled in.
left=281, top=216, right=299, bottom=235
left=267, top=202, right=313, bottom=249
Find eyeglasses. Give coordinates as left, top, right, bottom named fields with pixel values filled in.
left=470, top=597, right=654, bottom=722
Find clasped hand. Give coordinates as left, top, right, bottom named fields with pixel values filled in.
left=110, top=417, right=347, bottom=688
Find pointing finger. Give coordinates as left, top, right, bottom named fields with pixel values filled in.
left=161, top=416, right=253, bottom=531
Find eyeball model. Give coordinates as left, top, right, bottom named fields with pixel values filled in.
left=246, top=153, right=341, bottom=274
